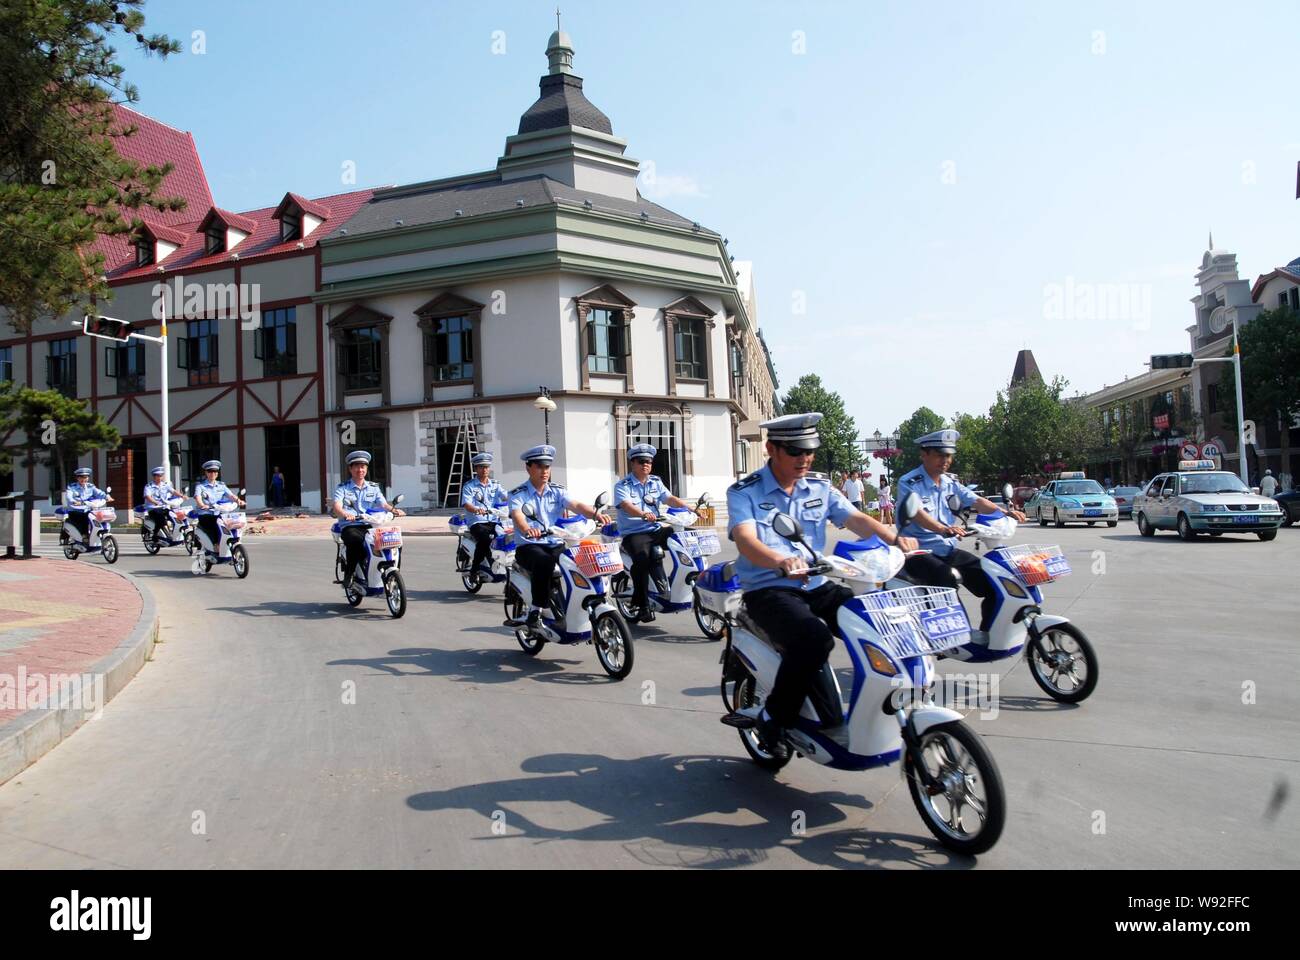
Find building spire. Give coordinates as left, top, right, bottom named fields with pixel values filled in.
left=1208, top=230, right=1214, bottom=251
left=546, top=16, right=575, bottom=75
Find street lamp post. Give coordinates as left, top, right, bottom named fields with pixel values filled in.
left=532, top=386, right=556, bottom=444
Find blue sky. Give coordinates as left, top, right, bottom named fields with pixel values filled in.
left=117, top=0, right=1299, bottom=464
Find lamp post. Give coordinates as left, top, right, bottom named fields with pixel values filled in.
left=532, top=386, right=556, bottom=444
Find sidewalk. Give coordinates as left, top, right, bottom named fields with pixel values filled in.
left=0, top=559, right=159, bottom=785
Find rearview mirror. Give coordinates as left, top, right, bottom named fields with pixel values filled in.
left=897, top=491, right=923, bottom=526
left=697, top=493, right=711, bottom=509
left=594, top=492, right=608, bottom=510
left=238, top=488, right=247, bottom=497
left=771, top=512, right=804, bottom=543
left=393, top=494, right=405, bottom=506
left=521, top=502, right=537, bottom=519
left=946, top=493, right=963, bottom=512
left=1002, top=483, right=1014, bottom=502
left=104, top=486, right=112, bottom=494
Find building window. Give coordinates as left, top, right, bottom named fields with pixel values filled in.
left=280, top=209, right=301, bottom=243
left=106, top=341, right=146, bottom=394
left=1290, top=288, right=1299, bottom=310
left=626, top=413, right=683, bottom=493
left=586, top=307, right=628, bottom=375
left=186, top=430, right=221, bottom=488
left=0, top=346, right=12, bottom=383
left=178, top=319, right=219, bottom=386
left=256, top=306, right=298, bottom=376
left=730, top=341, right=744, bottom=389
left=424, top=315, right=474, bottom=383
left=205, top=225, right=225, bottom=256
left=46, top=337, right=77, bottom=396
left=675, top=318, right=706, bottom=380
left=339, top=325, right=382, bottom=392
left=1206, top=383, right=1221, bottom=415
left=135, top=239, right=154, bottom=267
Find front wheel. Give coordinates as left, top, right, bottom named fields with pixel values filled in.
left=384, top=569, right=407, bottom=618
left=231, top=544, right=249, bottom=579
left=101, top=534, right=119, bottom=564
left=905, top=720, right=1005, bottom=856
left=1037, top=508, right=1047, bottom=527
left=592, top=612, right=634, bottom=679
left=1106, top=520, right=1118, bottom=528
left=1137, top=512, right=1155, bottom=537
left=693, top=591, right=726, bottom=640
left=1258, top=529, right=1278, bottom=542
left=1053, top=509, right=1064, bottom=529
left=1027, top=621, right=1098, bottom=702
left=1176, top=513, right=1197, bottom=541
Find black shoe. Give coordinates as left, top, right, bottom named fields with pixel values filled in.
left=755, top=713, right=790, bottom=760
left=526, top=609, right=541, bottom=628
left=638, top=609, right=657, bottom=624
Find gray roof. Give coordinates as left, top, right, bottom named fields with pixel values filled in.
left=519, top=74, right=612, bottom=135
left=327, top=175, right=711, bottom=240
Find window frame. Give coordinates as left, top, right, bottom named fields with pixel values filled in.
left=574, top=285, right=637, bottom=392
left=673, top=316, right=707, bottom=381
left=177, top=318, right=220, bottom=386
left=255, top=306, right=299, bottom=377
left=106, top=341, right=147, bottom=394
left=586, top=307, right=629, bottom=376
left=662, top=296, right=716, bottom=397
left=46, top=337, right=77, bottom=397
left=280, top=208, right=301, bottom=244
left=204, top=224, right=225, bottom=256
left=0, top=346, right=12, bottom=383
left=327, top=304, right=393, bottom=406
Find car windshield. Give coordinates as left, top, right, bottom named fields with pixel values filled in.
left=1057, top=481, right=1105, bottom=496
left=1179, top=473, right=1249, bottom=495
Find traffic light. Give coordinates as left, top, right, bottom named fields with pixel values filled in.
left=1151, top=353, right=1194, bottom=370
left=168, top=440, right=182, bottom=467
left=82, top=315, right=134, bottom=341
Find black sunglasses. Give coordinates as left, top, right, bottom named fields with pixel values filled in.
left=777, top=444, right=817, bottom=458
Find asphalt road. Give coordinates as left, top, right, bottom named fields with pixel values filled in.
left=1, top=520, right=1296, bottom=869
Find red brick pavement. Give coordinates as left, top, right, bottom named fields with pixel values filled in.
left=0, top=559, right=142, bottom=723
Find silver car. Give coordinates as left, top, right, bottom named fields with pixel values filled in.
left=1106, top=485, right=1144, bottom=519
left=1132, top=464, right=1285, bottom=541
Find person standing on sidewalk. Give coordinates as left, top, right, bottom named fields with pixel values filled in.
left=270, top=466, right=286, bottom=509
left=1260, top=469, right=1278, bottom=499
left=842, top=470, right=864, bottom=511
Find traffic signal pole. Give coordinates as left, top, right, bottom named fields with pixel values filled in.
left=1152, top=340, right=1251, bottom=486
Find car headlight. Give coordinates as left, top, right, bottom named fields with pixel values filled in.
left=1261, top=503, right=1281, bottom=513
left=1199, top=504, right=1227, bottom=513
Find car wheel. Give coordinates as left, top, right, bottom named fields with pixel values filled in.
left=1137, top=512, right=1155, bottom=537
left=1176, top=513, right=1197, bottom=541
left=1037, top=508, right=1047, bottom=527
left=1053, top=509, right=1064, bottom=529
left=1258, top=529, right=1278, bottom=542
left=1107, top=520, right=1118, bottom=528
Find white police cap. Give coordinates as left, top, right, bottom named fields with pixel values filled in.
left=151, top=465, right=166, bottom=475
left=629, top=443, right=657, bottom=461
left=917, top=429, right=960, bottom=453
left=201, top=460, right=222, bottom=471
left=762, top=412, right=823, bottom=450
left=520, top=444, right=556, bottom=465
left=471, top=452, right=493, bottom=467
left=73, top=467, right=93, bottom=478
left=346, top=450, right=372, bottom=466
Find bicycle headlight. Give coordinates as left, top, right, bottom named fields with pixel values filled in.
left=1000, top=576, right=1028, bottom=598
left=570, top=572, right=591, bottom=589
left=862, top=642, right=898, bottom=676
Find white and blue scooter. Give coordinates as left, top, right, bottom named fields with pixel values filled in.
left=57, top=488, right=119, bottom=563
left=606, top=493, right=721, bottom=627
left=189, top=488, right=250, bottom=578
left=717, top=493, right=1006, bottom=855
left=451, top=500, right=515, bottom=594
left=503, top=493, right=635, bottom=679
left=135, top=495, right=197, bottom=556
left=332, top=492, right=407, bottom=617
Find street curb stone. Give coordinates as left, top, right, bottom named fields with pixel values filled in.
left=0, top=564, right=159, bottom=787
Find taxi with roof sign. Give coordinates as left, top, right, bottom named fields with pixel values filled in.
left=1132, top=460, right=1284, bottom=541
left=1026, top=471, right=1118, bottom=528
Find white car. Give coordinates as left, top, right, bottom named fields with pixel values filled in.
left=1132, top=461, right=1284, bottom=541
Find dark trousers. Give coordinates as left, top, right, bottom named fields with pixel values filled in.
left=340, top=524, right=368, bottom=580
left=515, top=542, right=565, bottom=607
left=146, top=507, right=170, bottom=538
left=66, top=511, right=90, bottom=541
left=621, top=530, right=666, bottom=607
left=903, top=549, right=997, bottom=631
left=468, top=523, right=495, bottom=569
left=197, top=514, right=222, bottom=551
left=743, top=582, right=854, bottom=728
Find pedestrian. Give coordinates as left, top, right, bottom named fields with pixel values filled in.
left=842, top=470, right=864, bottom=511
left=1260, top=469, right=1278, bottom=499
left=270, top=465, right=285, bottom=508
left=879, top=478, right=893, bottom=523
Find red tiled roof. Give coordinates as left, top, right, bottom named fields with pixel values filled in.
left=275, top=192, right=332, bottom=221
left=199, top=206, right=258, bottom=234
left=86, top=104, right=214, bottom=275
left=108, top=187, right=376, bottom=282
left=138, top=221, right=188, bottom=246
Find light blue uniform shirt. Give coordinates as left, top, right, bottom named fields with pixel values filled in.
left=195, top=480, right=236, bottom=510
left=65, top=483, right=108, bottom=508
left=332, top=480, right=387, bottom=516
left=727, top=464, right=854, bottom=591
left=461, top=478, right=507, bottom=526
left=508, top=481, right=571, bottom=545
left=895, top=466, right=979, bottom=558
left=613, top=473, right=670, bottom=535
left=143, top=481, right=177, bottom=505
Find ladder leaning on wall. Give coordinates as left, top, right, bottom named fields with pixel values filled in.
left=441, top=414, right=480, bottom=508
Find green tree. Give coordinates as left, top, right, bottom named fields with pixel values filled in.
left=1220, top=307, right=1300, bottom=480
left=0, top=0, right=183, bottom=334
left=951, top=410, right=997, bottom=487
left=885, top=406, right=946, bottom=481
left=0, top=382, right=120, bottom=486
left=780, top=374, right=858, bottom=476
left=986, top=375, right=1098, bottom=479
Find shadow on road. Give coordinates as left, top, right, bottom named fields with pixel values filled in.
left=208, top=600, right=394, bottom=621
left=325, top=645, right=621, bottom=685
left=406, top=752, right=974, bottom=869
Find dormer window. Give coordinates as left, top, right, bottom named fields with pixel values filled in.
left=205, top=224, right=225, bottom=256
left=135, top=238, right=155, bottom=267
left=280, top=208, right=301, bottom=243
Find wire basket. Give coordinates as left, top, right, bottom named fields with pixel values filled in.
left=574, top=542, right=623, bottom=578
left=989, top=544, right=1071, bottom=585
left=373, top=526, right=403, bottom=551
left=856, top=585, right=970, bottom=658
left=92, top=508, right=117, bottom=523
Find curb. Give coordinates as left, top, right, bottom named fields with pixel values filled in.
left=0, top=564, right=160, bottom=787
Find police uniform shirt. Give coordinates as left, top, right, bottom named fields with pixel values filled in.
left=461, top=478, right=507, bottom=525
left=143, top=480, right=176, bottom=505
left=613, top=473, right=670, bottom=535
left=726, top=464, right=853, bottom=591
left=508, top=481, right=571, bottom=544
left=895, top=466, right=979, bottom=557
left=333, top=480, right=385, bottom=516
left=195, top=479, right=236, bottom=510
left=65, top=483, right=107, bottom=508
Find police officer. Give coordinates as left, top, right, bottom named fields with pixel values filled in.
left=461, top=452, right=506, bottom=579
left=64, top=466, right=111, bottom=545
left=332, top=451, right=405, bottom=590
left=508, top=444, right=611, bottom=628
left=614, top=443, right=692, bottom=623
left=142, top=465, right=176, bottom=544
left=194, top=460, right=244, bottom=553
left=728, top=413, right=917, bottom=759
left=896, top=430, right=1027, bottom=641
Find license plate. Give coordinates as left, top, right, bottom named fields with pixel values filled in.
left=1083, top=509, right=1102, bottom=517
left=918, top=605, right=970, bottom=642
left=1232, top=515, right=1257, bottom=524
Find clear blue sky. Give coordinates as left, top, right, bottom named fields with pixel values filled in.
left=117, top=0, right=1300, bottom=462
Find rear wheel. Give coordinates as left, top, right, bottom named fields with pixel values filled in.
left=693, top=590, right=726, bottom=640
left=462, top=571, right=483, bottom=593
left=1027, top=621, right=1098, bottom=702
left=384, top=569, right=407, bottom=618
left=1137, top=512, right=1155, bottom=537
left=231, top=544, right=249, bottom=579
left=733, top=674, right=791, bottom=770
left=183, top=530, right=197, bottom=555
left=592, top=612, right=634, bottom=679
left=904, top=720, right=1005, bottom=856
left=505, top=585, right=545, bottom=656
left=142, top=530, right=161, bottom=556
left=101, top=534, right=118, bottom=564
